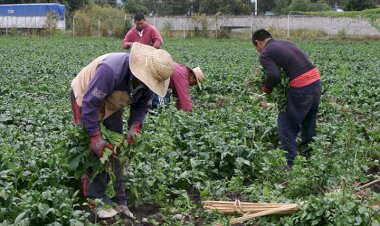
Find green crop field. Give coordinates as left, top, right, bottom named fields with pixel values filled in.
left=0, top=36, right=379, bottom=225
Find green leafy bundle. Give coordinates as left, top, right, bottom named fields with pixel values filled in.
left=66, top=123, right=139, bottom=198
left=251, top=67, right=289, bottom=112
left=266, top=73, right=289, bottom=112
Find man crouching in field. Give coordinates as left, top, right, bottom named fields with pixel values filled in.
left=252, top=29, right=322, bottom=169
left=70, top=43, right=173, bottom=219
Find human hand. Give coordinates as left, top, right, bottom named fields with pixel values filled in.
left=89, top=131, right=114, bottom=157
left=128, top=122, right=141, bottom=145
left=261, top=84, right=271, bottom=94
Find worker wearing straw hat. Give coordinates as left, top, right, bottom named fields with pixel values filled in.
left=70, top=43, right=173, bottom=219
left=152, top=63, right=205, bottom=112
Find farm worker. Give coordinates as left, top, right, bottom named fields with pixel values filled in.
left=121, top=13, right=166, bottom=109
left=70, top=43, right=173, bottom=219
left=252, top=29, right=322, bottom=169
left=152, top=63, right=205, bottom=112
left=121, top=13, right=163, bottom=49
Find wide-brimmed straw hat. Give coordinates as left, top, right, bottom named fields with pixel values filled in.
left=191, top=67, right=205, bottom=90
left=129, top=43, right=174, bottom=97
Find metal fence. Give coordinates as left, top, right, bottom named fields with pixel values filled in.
left=72, top=16, right=128, bottom=37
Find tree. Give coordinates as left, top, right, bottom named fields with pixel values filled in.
left=288, top=0, right=309, bottom=11
left=308, top=0, right=329, bottom=10
left=67, top=0, right=94, bottom=11
left=342, top=0, right=376, bottom=10
left=273, top=0, right=290, bottom=14
left=96, top=0, right=118, bottom=7
left=227, top=0, right=253, bottom=15
left=159, top=0, right=191, bottom=16
left=258, top=0, right=276, bottom=13
left=73, top=4, right=130, bottom=37
left=289, top=0, right=329, bottom=11
left=198, top=0, right=252, bottom=15
left=312, top=0, right=341, bottom=7
left=198, top=0, right=218, bottom=14
left=124, top=0, right=148, bottom=15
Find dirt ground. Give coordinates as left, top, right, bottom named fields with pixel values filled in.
left=88, top=185, right=203, bottom=225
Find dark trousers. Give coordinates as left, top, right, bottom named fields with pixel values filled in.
left=71, top=90, right=127, bottom=205
left=82, top=109, right=127, bottom=206
left=277, top=80, right=322, bottom=166
left=82, top=155, right=126, bottom=206
left=151, top=92, right=171, bottom=109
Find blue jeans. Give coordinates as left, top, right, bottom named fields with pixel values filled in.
left=278, top=80, right=322, bottom=166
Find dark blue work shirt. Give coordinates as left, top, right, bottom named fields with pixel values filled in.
left=259, top=39, right=315, bottom=89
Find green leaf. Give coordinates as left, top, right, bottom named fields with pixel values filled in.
left=38, top=203, right=49, bottom=219
left=354, top=216, right=362, bottom=225
left=6, top=162, right=16, bottom=170
left=100, top=148, right=113, bottom=164
left=0, top=114, right=12, bottom=122
left=69, top=219, right=84, bottom=226
left=14, top=212, right=28, bottom=224
left=0, top=190, right=8, bottom=200
left=311, top=219, right=320, bottom=225
left=190, top=158, right=198, bottom=168
left=67, top=152, right=86, bottom=171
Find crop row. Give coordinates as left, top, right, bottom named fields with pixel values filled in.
left=0, top=37, right=379, bottom=225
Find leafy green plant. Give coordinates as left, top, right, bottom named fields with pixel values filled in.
left=73, top=4, right=130, bottom=37
left=162, top=20, right=174, bottom=39
left=191, top=13, right=209, bottom=38
left=43, top=12, right=59, bottom=36
left=287, top=194, right=376, bottom=225
left=0, top=36, right=379, bottom=225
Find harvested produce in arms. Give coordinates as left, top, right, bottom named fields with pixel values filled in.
left=66, top=124, right=142, bottom=197
left=250, top=67, right=289, bottom=112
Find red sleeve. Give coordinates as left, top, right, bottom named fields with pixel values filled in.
left=122, top=30, right=134, bottom=49
left=150, top=25, right=163, bottom=48
left=171, top=63, right=192, bottom=112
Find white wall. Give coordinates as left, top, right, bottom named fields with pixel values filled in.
left=0, top=16, right=65, bottom=30
left=144, top=15, right=380, bottom=36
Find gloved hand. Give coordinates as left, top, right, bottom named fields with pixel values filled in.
left=89, top=131, right=114, bottom=157
left=128, top=122, right=141, bottom=145
left=261, top=84, right=271, bottom=94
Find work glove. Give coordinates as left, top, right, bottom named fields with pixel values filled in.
left=261, top=84, right=272, bottom=94
left=89, top=131, right=114, bottom=157
left=128, top=122, right=141, bottom=145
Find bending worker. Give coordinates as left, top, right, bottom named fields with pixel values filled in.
left=153, top=63, right=205, bottom=112
left=70, top=43, right=173, bottom=219
left=252, top=29, right=322, bottom=169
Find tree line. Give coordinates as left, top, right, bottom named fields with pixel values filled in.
left=123, top=0, right=379, bottom=15
left=0, top=0, right=379, bottom=15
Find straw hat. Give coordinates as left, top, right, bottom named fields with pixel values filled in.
left=129, top=43, right=174, bottom=97
left=191, top=67, right=205, bottom=90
